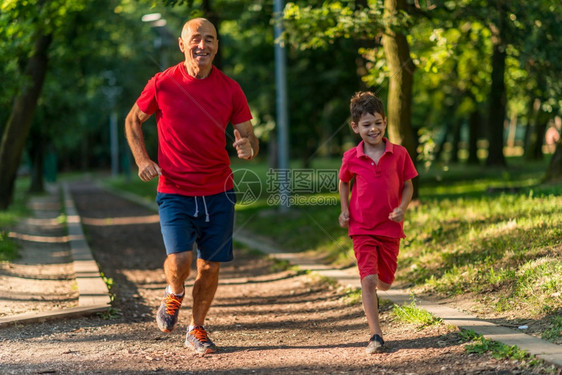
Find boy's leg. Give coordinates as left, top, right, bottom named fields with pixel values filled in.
left=361, top=274, right=382, bottom=336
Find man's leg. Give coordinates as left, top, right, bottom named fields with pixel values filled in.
left=185, top=258, right=220, bottom=354
left=164, top=251, right=192, bottom=295
left=191, top=258, right=220, bottom=326
left=157, top=251, right=192, bottom=332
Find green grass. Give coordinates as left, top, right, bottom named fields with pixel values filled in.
left=0, top=232, right=19, bottom=262
left=0, top=177, right=31, bottom=262
left=542, top=315, right=562, bottom=343
left=459, top=329, right=542, bottom=367
left=392, top=299, right=442, bottom=329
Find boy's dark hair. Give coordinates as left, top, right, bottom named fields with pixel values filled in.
left=350, top=91, right=385, bottom=124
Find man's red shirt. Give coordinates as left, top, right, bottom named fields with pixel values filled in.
left=136, top=63, right=252, bottom=196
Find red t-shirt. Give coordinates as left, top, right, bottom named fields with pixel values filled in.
left=339, top=139, right=418, bottom=238
left=136, top=63, right=252, bottom=196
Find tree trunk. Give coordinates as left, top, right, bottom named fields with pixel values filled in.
left=382, top=0, right=418, bottom=197
left=523, top=98, right=537, bottom=159
left=529, top=115, right=548, bottom=160
left=526, top=76, right=548, bottom=161
left=0, top=33, right=52, bottom=209
left=485, top=1, right=508, bottom=167
left=545, top=138, right=562, bottom=182
left=434, top=119, right=452, bottom=162
left=467, top=110, right=481, bottom=164
left=450, top=119, right=462, bottom=163
left=485, top=14, right=507, bottom=167
left=28, top=128, right=46, bottom=193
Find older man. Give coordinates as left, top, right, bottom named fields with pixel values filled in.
left=125, top=18, right=258, bottom=354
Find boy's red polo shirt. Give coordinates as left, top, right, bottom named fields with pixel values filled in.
left=136, top=63, right=252, bottom=196
left=339, top=139, right=418, bottom=238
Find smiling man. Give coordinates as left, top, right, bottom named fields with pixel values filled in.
left=125, top=18, right=258, bottom=354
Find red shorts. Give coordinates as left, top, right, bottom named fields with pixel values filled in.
left=352, top=235, right=400, bottom=284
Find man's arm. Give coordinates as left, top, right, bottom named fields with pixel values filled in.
left=232, top=120, right=259, bottom=160
left=124, top=103, right=161, bottom=181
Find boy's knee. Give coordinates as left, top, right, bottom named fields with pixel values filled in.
left=377, top=282, right=391, bottom=291
left=361, top=274, right=378, bottom=290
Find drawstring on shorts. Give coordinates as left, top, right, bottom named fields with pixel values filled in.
left=193, top=196, right=210, bottom=222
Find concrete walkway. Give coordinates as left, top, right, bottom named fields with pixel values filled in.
left=0, top=184, right=110, bottom=328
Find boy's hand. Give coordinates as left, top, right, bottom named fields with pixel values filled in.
left=339, top=211, right=349, bottom=228
left=388, top=207, right=404, bottom=222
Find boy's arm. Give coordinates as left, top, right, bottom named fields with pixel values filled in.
left=339, top=180, right=350, bottom=228
left=388, top=179, right=414, bottom=222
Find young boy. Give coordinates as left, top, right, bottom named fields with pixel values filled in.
left=338, top=91, right=417, bottom=354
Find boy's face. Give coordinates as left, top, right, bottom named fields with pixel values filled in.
left=351, top=112, right=386, bottom=147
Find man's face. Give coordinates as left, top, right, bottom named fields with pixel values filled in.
left=179, top=20, right=218, bottom=70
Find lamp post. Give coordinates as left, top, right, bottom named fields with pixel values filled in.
left=142, top=13, right=174, bottom=71
left=274, top=0, right=290, bottom=212
left=101, top=71, right=121, bottom=178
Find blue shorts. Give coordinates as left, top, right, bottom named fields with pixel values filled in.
left=156, top=190, right=236, bottom=262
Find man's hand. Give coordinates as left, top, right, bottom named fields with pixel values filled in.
left=233, top=129, right=253, bottom=160
left=138, top=160, right=162, bottom=182
left=388, top=207, right=404, bottom=222
left=339, top=211, right=350, bottom=228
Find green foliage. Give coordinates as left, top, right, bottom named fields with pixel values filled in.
left=542, top=315, right=562, bottom=343
left=283, top=1, right=385, bottom=50
left=461, top=329, right=540, bottom=366
left=392, top=299, right=441, bottom=329
left=0, top=232, right=19, bottom=262
left=341, top=287, right=362, bottom=305
left=0, top=178, right=29, bottom=260
left=100, top=271, right=116, bottom=303
left=97, top=307, right=122, bottom=320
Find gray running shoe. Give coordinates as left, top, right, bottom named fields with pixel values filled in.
left=156, top=289, right=184, bottom=332
left=185, top=325, right=218, bottom=354
left=366, top=334, right=385, bottom=354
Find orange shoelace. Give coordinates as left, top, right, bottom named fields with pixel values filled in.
left=190, top=326, right=209, bottom=342
left=165, top=294, right=183, bottom=315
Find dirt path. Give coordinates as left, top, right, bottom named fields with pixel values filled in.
left=0, top=182, right=557, bottom=374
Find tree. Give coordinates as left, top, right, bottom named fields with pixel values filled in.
left=382, top=0, right=416, bottom=161
left=484, top=0, right=508, bottom=166
left=282, top=1, right=419, bottom=163
left=0, top=32, right=51, bottom=206
left=0, top=0, right=86, bottom=209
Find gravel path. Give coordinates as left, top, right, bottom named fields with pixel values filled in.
left=0, top=182, right=558, bottom=374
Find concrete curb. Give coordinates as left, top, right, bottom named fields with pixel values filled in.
left=0, top=183, right=111, bottom=328
left=63, top=183, right=111, bottom=308
left=98, top=184, right=562, bottom=368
